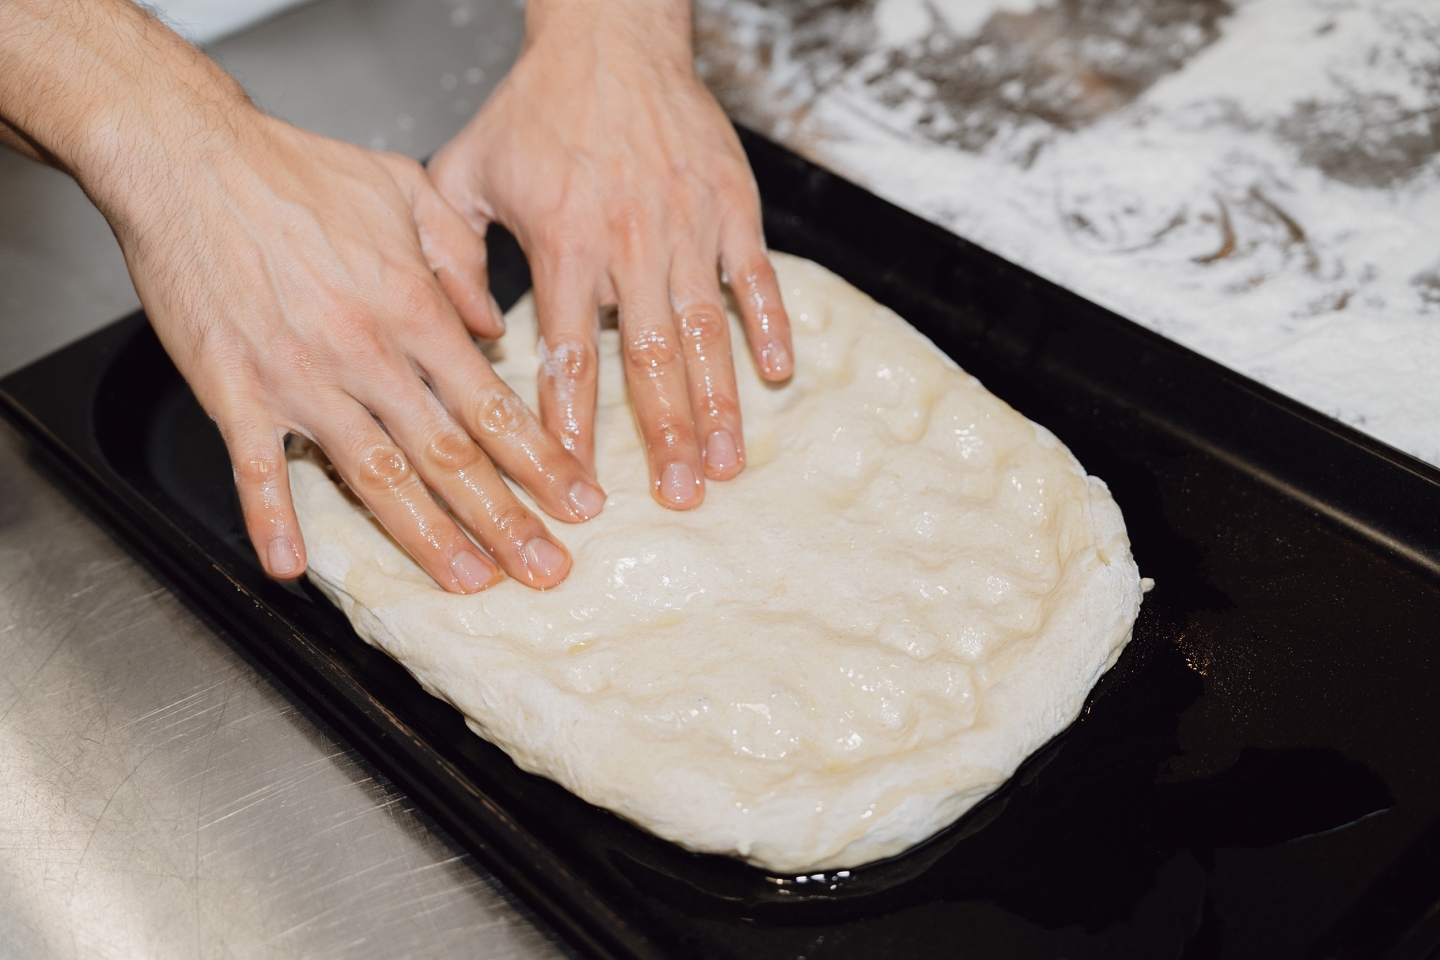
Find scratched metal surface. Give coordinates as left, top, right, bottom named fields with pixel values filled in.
left=0, top=417, right=576, bottom=960
left=0, top=0, right=574, bottom=957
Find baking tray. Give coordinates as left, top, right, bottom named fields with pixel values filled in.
left=4, top=129, right=1440, bottom=960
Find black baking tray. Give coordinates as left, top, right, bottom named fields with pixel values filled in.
left=4, top=129, right=1440, bottom=960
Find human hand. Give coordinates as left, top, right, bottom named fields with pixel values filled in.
left=136, top=114, right=609, bottom=591
left=2, top=0, right=604, bottom=593
left=427, top=0, right=793, bottom=510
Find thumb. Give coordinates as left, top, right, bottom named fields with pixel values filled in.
left=414, top=183, right=506, bottom=339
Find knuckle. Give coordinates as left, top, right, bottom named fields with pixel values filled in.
left=737, top=251, right=775, bottom=279
left=718, top=170, right=761, bottom=208
left=624, top=325, right=680, bottom=370
left=538, top=337, right=596, bottom=385
left=470, top=389, right=530, bottom=437
left=536, top=219, right=589, bottom=266
left=698, top=391, right=740, bottom=425
left=233, top=453, right=282, bottom=489
left=674, top=174, right=727, bottom=221
left=425, top=428, right=486, bottom=473
left=647, top=413, right=690, bottom=452
left=490, top=502, right=535, bottom=540
left=678, top=305, right=729, bottom=348
left=326, top=306, right=388, bottom=360
left=394, top=275, right=447, bottom=329
left=354, top=442, right=412, bottom=491
left=606, top=198, right=653, bottom=253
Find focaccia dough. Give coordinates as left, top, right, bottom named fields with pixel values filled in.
left=289, top=253, right=1143, bottom=873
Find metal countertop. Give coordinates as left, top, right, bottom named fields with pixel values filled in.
left=0, top=1, right=572, bottom=956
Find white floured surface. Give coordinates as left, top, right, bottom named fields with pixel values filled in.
left=289, top=253, right=1144, bottom=873
left=697, top=0, right=1440, bottom=467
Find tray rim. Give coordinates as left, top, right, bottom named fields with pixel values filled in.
left=0, top=315, right=652, bottom=960
left=738, top=126, right=1440, bottom=582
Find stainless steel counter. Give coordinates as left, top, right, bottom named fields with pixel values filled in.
left=0, top=1, right=571, bottom=956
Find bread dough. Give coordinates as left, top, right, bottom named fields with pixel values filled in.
left=288, top=253, right=1144, bottom=873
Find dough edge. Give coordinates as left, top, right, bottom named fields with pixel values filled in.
left=288, top=253, right=1144, bottom=874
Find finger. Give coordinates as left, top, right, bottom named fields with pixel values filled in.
left=721, top=224, right=793, bottom=382
left=361, top=377, right=575, bottom=589
left=220, top=409, right=306, bottom=580
left=615, top=262, right=705, bottom=509
left=413, top=183, right=506, bottom=339
left=413, top=332, right=608, bottom=525
left=312, top=398, right=504, bottom=594
left=670, top=250, right=745, bottom=481
left=426, top=134, right=492, bottom=236
left=530, top=264, right=601, bottom=471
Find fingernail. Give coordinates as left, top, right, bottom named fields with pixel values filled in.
left=268, top=538, right=300, bottom=578
left=660, top=462, right=699, bottom=504
left=488, top=293, right=506, bottom=333
left=761, top=341, right=791, bottom=378
left=522, top=537, right=568, bottom=580
left=568, top=480, right=606, bottom=520
left=450, top=550, right=497, bottom=593
left=705, top=431, right=739, bottom=476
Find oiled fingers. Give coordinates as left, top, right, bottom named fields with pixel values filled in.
left=221, top=409, right=305, bottom=579
left=418, top=341, right=606, bottom=526
left=313, top=402, right=502, bottom=593
left=360, top=380, right=575, bottom=589
left=721, top=225, right=793, bottom=382
left=670, top=252, right=744, bottom=480
left=615, top=263, right=704, bottom=509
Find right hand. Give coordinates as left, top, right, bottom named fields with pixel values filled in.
left=121, top=110, right=606, bottom=592
left=427, top=0, right=794, bottom=511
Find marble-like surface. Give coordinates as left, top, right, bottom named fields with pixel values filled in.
left=696, top=0, right=1440, bottom=467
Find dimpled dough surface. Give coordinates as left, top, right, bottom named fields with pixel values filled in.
left=289, top=252, right=1144, bottom=873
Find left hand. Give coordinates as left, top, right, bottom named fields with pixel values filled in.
left=427, top=0, right=793, bottom=510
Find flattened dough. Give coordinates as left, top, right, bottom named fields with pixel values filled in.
left=289, top=253, right=1144, bottom=873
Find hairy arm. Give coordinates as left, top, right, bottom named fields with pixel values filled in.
left=0, top=0, right=604, bottom=591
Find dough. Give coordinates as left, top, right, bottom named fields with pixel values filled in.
left=289, top=253, right=1144, bottom=873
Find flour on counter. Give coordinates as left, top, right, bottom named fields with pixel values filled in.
left=697, top=0, right=1440, bottom=466
left=289, top=253, right=1144, bottom=873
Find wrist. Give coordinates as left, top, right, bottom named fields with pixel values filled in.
left=71, top=48, right=257, bottom=231
left=82, top=79, right=261, bottom=237
left=523, top=0, right=693, bottom=70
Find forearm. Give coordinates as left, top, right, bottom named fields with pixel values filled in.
left=0, top=0, right=252, bottom=221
